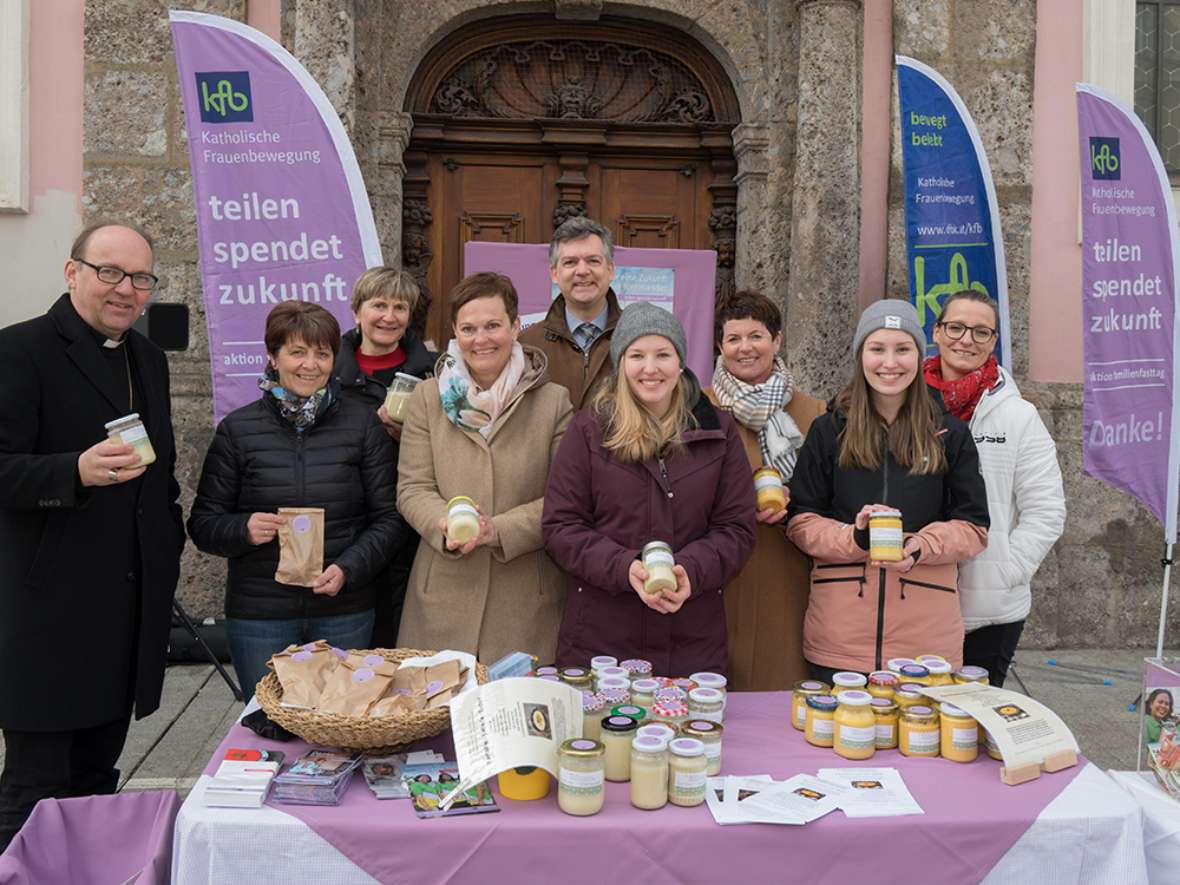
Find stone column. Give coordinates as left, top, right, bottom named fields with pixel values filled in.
left=294, top=0, right=356, bottom=135
left=732, top=122, right=771, bottom=295
left=786, top=0, right=862, bottom=397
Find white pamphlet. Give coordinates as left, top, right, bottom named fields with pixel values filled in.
left=741, top=773, right=847, bottom=824
left=817, top=767, right=925, bottom=817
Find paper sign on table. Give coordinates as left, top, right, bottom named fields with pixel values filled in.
left=817, top=767, right=924, bottom=818
left=741, top=774, right=847, bottom=824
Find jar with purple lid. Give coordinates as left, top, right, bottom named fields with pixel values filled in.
left=611, top=704, right=646, bottom=723
left=535, top=665, right=560, bottom=678
left=630, top=734, right=669, bottom=810
left=560, top=667, right=593, bottom=691
left=667, top=738, right=707, bottom=806
left=601, top=715, right=639, bottom=781
left=590, top=655, right=618, bottom=673
left=650, top=697, right=689, bottom=728
left=598, top=687, right=631, bottom=707
left=557, top=738, right=605, bottom=816
left=636, top=722, right=678, bottom=743
left=791, top=679, right=830, bottom=731
left=596, top=675, right=631, bottom=695
left=687, top=687, right=724, bottom=724
left=897, top=663, right=931, bottom=686
left=620, top=659, right=653, bottom=678
left=630, top=678, right=661, bottom=710
left=582, top=692, right=606, bottom=741
left=954, top=665, right=990, bottom=685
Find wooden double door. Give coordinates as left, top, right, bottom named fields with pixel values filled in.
left=415, top=150, right=716, bottom=346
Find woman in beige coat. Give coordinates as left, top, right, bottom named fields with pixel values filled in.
left=706, top=291, right=825, bottom=690
left=397, top=273, right=573, bottom=664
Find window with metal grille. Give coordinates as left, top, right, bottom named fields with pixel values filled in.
left=1136, top=0, right=1180, bottom=174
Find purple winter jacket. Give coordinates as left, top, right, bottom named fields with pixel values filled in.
left=542, top=389, right=757, bottom=676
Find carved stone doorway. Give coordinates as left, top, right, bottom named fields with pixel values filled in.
left=401, top=15, right=742, bottom=346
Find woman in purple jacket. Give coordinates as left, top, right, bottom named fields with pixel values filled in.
left=542, top=303, right=756, bottom=675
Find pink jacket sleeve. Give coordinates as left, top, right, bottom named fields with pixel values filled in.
left=786, top=512, right=870, bottom=564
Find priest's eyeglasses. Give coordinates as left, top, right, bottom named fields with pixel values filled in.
left=73, top=258, right=160, bottom=291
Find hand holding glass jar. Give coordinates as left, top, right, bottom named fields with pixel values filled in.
left=436, top=496, right=498, bottom=555
left=627, top=559, right=691, bottom=614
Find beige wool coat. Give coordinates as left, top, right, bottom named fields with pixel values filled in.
left=396, top=345, right=574, bottom=665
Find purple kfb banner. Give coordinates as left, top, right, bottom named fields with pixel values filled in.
left=1077, top=83, right=1180, bottom=543
left=463, top=242, right=717, bottom=383
left=170, top=11, right=382, bottom=424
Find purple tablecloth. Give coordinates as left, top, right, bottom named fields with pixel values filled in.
left=0, top=789, right=179, bottom=885
left=205, top=692, right=1084, bottom=884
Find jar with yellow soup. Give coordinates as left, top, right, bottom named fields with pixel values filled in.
left=869, top=509, right=903, bottom=561
left=925, top=660, right=954, bottom=687
left=833, top=690, right=876, bottom=761
left=792, top=681, right=829, bottom=731
left=804, top=695, right=837, bottom=748
left=867, top=671, right=899, bottom=700
left=753, top=466, right=787, bottom=513
left=899, top=705, right=940, bottom=758
left=939, top=703, right=978, bottom=763
left=870, top=697, right=899, bottom=750
left=954, top=665, right=990, bottom=685
left=557, top=739, right=605, bottom=816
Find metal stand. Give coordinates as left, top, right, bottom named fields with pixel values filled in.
left=172, top=599, right=243, bottom=702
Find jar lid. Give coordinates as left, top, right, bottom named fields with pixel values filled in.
left=916, top=654, right=947, bottom=664
left=806, top=695, right=838, bottom=711
left=446, top=495, right=477, bottom=508
left=590, top=656, right=618, bottom=671
left=631, top=678, right=661, bottom=693
left=598, top=666, right=629, bottom=680
left=689, top=672, right=728, bottom=690
left=538, top=674, right=562, bottom=682
left=794, top=680, right=829, bottom=693
left=689, top=687, right=723, bottom=704
left=681, top=719, right=723, bottom=737
left=869, top=509, right=902, bottom=519
left=620, top=658, right=653, bottom=674
left=868, top=671, right=899, bottom=686
left=672, top=678, right=697, bottom=691
left=636, top=723, right=677, bottom=741
left=598, top=676, right=630, bottom=691
left=651, top=698, right=689, bottom=717
left=668, top=737, right=705, bottom=757
left=836, top=690, right=872, bottom=706
left=561, top=667, right=589, bottom=679
left=898, top=664, right=930, bottom=679
left=598, top=689, right=630, bottom=705
left=905, top=705, right=935, bottom=718
left=632, top=734, right=668, bottom=752
left=560, top=738, right=604, bottom=757
left=535, top=665, right=559, bottom=677
left=870, top=697, right=898, bottom=712
left=655, top=687, right=688, bottom=702
left=753, top=465, right=783, bottom=478
left=897, top=682, right=926, bottom=695
left=894, top=688, right=921, bottom=701
left=925, top=660, right=952, bottom=675
left=611, top=705, right=645, bottom=720
left=832, top=671, right=867, bottom=687
left=641, top=540, right=672, bottom=556
left=393, top=371, right=422, bottom=383
left=582, top=692, right=605, bottom=713
left=886, top=658, right=916, bottom=671
left=602, top=715, right=639, bottom=732
left=940, top=702, right=970, bottom=717
left=955, top=665, right=989, bottom=681
left=104, top=413, right=142, bottom=430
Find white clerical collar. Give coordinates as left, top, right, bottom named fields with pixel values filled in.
left=102, top=337, right=124, bottom=349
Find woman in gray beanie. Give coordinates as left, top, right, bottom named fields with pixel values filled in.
left=785, top=299, right=991, bottom=680
left=542, top=303, right=756, bottom=675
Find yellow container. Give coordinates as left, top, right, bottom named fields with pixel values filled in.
left=867, top=670, right=899, bottom=700
left=893, top=687, right=924, bottom=713
left=497, top=766, right=551, bottom=800
left=899, top=705, right=940, bottom=758
left=753, top=466, right=787, bottom=513
left=939, top=703, right=979, bottom=763
left=897, top=664, right=931, bottom=686
left=954, top=666, right=990, bottom=685
left=869, top=509, right=903, bottom=561
left=791, top=680, right=829, bottom=731
left=833, top=690, right=876, bottom=760
left=925, top=660, right=954, bottom=687
left=445, top=495, right=480, bottom=543
left=870, top=697, right=899, bottom=749
left=804, top=695, right=837, bottom=748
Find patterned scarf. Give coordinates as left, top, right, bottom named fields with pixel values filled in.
left=258, top=371, right=329, bottom=430
left=437, top=339, right=527, bottom=438
left=923, top=353, right=999, bottom=422
left=711, top=354, right=804, bottom=480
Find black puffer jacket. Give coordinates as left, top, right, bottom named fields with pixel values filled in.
left=187, top=387, right=405, bottom=619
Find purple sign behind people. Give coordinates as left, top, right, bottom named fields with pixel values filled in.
left=170, top=12, right=382, bottom=424
left=1076, top=84, right=1180, bottom=543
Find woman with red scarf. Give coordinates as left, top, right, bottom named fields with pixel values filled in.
left=924, top=291, right=1065, bottom=686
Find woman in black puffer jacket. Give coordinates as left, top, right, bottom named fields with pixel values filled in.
left=188, top=302, right=406, bottom=696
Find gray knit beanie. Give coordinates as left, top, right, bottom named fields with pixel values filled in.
left=609, top=302, right=687, bottom=369
left=852, top=299, right=927, bottom=354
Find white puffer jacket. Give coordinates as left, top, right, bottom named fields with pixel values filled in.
left=958, top=367, right=1066, bottom=631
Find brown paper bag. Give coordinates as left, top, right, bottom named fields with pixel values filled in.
left=270, top=640, right=337, bottom=708
left=317, top=658, right=399, bottom=716
left=275, top=507, right=325, bottom=587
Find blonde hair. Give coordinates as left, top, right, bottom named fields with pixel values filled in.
left=350, top=267, right=420, bottom=314
left=835, top=344, right=947, bottom=475
left=591, top=370, right=696, bottom=463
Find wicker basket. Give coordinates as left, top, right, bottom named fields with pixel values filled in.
left=255, top=647, right=488, bottom=753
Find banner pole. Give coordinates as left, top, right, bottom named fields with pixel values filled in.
left=1157, top=542, right=1174, bottom=660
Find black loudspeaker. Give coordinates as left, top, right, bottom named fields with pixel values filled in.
left=134, top=302, right=190, bottom=351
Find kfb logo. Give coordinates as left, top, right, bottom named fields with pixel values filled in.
left=1090, top=137, right=1120, bottom=180
left=196, top=71, right=253, bottom=123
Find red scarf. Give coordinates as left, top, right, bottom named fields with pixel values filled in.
left=923, top=354, right=999, bottom=422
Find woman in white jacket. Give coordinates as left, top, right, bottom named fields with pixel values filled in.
left=924, top=291, right=1065, bottom=686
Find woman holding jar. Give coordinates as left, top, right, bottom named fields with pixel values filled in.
left=787, top=300, right=989, bottom=681
left=188, top=302, right=406, bottom=694
left=705, top=290, right=826, bottom=689
left=543, top=303, right=756, bottom=676
left=396, top=272, right=573, bottom=665
left=336, top=267, right=438, bottom=647
left=924, top=290, right=1065, bottom=686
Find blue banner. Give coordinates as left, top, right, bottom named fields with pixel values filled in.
left=897, top=56, right=1011, bottom=368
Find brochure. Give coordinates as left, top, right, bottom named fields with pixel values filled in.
left=817, top=767, right=924, bottom=818
left=402, top=761, right=498, bottom=818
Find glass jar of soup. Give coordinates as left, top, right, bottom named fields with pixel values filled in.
left=893, top=687, right=923, bottom=714
left=834, top=690, right=876, bottom=761
left=792, top=680, right=830, bottom=731
left=382, top=372, right=421, bottom=422
left=104, top=413, right=157, bottom=466
left=916, top=654, right=947, bottom=667
left=954, top=666, right=990, bottom=685
left=595, top=667, right=630, bottom=691
left=641, top=541, right=677, bottom=594
left=620, top=659, right=653, bottom=679
left=753, top=466, right=787, bottom=513
left=650, top=698, right=689, bottom=729
left=870, top=697, right=899, bottom=750
left=445, top=496, right=481, bottom=544
left=867, top=671, right=899, bottom=700
left=982, top=729, right=1003, bottom=761
left=897, top=664, right=931, bottom=686
left=869, top=509, right=903, bottom=561
left=831, top=672, right=867, bottom=695
left=560, top=667, right=594, bottom=692
left=680, top=720, right=723, bottom=776
left=899, top=705, right=940, bottom=758
left=611, top=704, right=646, bottom=724
left=599, top=688, right=631, bottom=709
left=687, top=687, right=724, bottom=724
left=939, top=703, right=979, bottom=763
left=601, top=715, right=639, bottom=781
left=535, top=665, right=559, bottom=678
left=667, top=738, right=707, bottom=807
left=886, top=657, right=917, bottom=675
left=629, top=735, right=669, bottom=810
left=557, top=739, right=605, bottom=816
left=582, top=692, right=605, bottom=741
left=636, top=722, right=678, bottom=743
left=925, top=660, right=954, bottom=687
left=689, top=672, right=728, bottom=711
left=630, top=678, right=661, bottom=711
left=590, top=655, right=618, bottom=673
left=805, top=695, right=838, bottom=748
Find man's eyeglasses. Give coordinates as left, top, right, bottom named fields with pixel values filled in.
left=73, top=257, right=160, bottom=291
left=937, top=320, right=996, bottom=344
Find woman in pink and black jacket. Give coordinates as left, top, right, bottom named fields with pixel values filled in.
left=786, top=300, right=989, bottom=680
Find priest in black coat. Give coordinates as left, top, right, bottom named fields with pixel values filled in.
left=0, top=222, right=185, bottom=850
